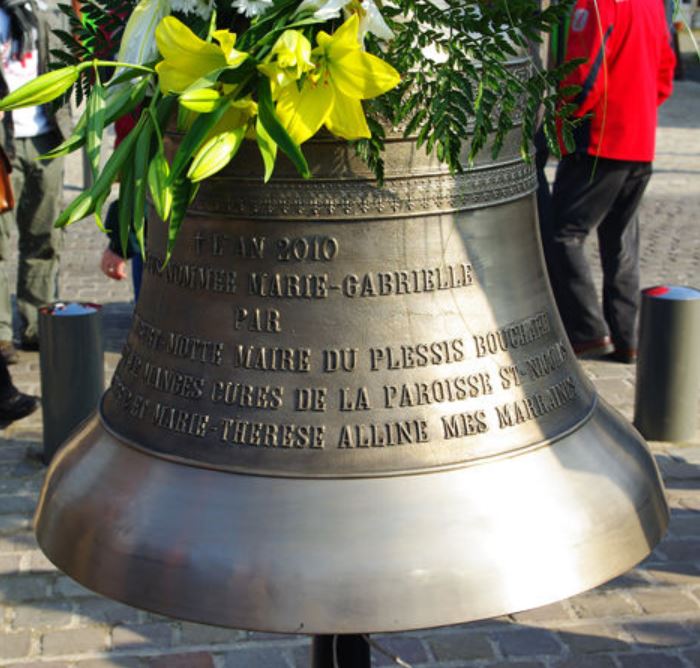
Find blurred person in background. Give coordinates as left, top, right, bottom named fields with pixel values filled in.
left=0, top=0, right=71, bottom=363
left=545, top=0, right=675, bottom=363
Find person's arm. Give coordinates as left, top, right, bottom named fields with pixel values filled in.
left=559, top=0, right=614, bottom=118
left=656, top=31, right=676, bottom=106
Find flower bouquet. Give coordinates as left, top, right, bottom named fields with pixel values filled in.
left=0, top=0, right=576, bottom=260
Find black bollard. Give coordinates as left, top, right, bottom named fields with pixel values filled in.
left=634, top=285, right=700, bottom=442
left=38, top=302, right=104, bottom=463
left=311, top=634, right=371, bottom=668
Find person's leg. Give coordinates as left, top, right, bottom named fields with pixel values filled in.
left=597, top=162, right=652, bottom=354
left=549, top=154, right=630, bottom=350
left=0, top=151, right=27, bottom=344
left=0, top=352, right=38, bottom=422
left=15, top=133, right=64, bottom=346
left=0, top=152, right=28, bottom=363
left=131, top=253, right=143, bottom=301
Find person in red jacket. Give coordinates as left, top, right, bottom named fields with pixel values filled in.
left=546, top=0, right=675, bottom=363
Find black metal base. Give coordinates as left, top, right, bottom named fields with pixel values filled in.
left=311, top=634, right=371, bottom=667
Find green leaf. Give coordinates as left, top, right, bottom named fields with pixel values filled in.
left=54, top=192, right=94, bottom=228
left=118, top=160, right=136, bottom=259
left=255, top=117, right=277, bottom=183
left=93, top=190, right=111, bottom=233
left=54, top=114, right=146, bottom=228
left=164, top=176, right=197, bottom=266
left=169, top=102, right=230, bottom=182
left=256, top=77, right=310, bottom=179
left=39, top=116, right=88, bottom=160
left=104, top=76, right=151, bottom=126
left=86, top=83, right=107, bottom=180
left=132, top=121, right=154, bottom=257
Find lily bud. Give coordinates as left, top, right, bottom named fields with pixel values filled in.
left=0, top=67, right=79, bottom=111
left=148, top=153, right=174, bottom=221
left=187, top=128, right=245, bottom=182
left=179, top=88, right=222, bottom=114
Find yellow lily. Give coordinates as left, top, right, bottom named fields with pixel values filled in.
left=258, top=30, right=315, bottom=91
left=155, top=16, right=248, bottom=94
left=275, top=13, right=400, bottom=144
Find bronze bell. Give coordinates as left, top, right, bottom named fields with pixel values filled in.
left=35, top=97, right=668, bottom=633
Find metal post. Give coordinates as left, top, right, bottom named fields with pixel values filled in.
left=311, top=634, right=371, bottom=668
left=38, top=302, right=104, bottom=463
left=634, top=285, right=700, bottom=442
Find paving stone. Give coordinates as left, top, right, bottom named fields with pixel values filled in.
left=51, top=575, right=97, bottom=599
left=74, top=659, right=145, bottom=668
left=570, top=592, right=640, bottom=619
left=657, top=540, right=700, bottom=563
left=0, top=531, right=37, bottom=554
left=623, top=621, right=698, bottom=648
left=667, top=515, right=700, bottom=538
left=74, top=597, right=142, bottom=626
left=428, top=632, right=494, bottom=662
left=0, top=494, right=37, bottom=514
left=492, top=628, right=563, bottom=658
left=641, top=564, right=700, bottom=586
left=484, top=661, right=547, bottom=668
left=178, top=621, right=246, bottom=646
left=555, top=625, right=630, bottom=654
left=0, top=512, right=32, bottom=535
left=0, top=574, right=53, bottom=602
left=681, top=647, right=700, bottom=667
left=21, top=549, right=58, bottom=573
left=550, top=656, right=617, bottom=668
left=145, top=651, right=215, bottom=667
left=509, top=601, right=574, bottom=624
left=9, top=663, right=71, bottom=668
left=0, top=552, right=22, bottom=574
left=222, top=647, right=292, bottom=668
left=631, top=588, right=700, bottom=614
left=0, top=629, right=32, bottom=659
left=12, top=599, right=74, bottom=629
left=616, top=653, right=688, bottom=668
left=111, top=622, right=175, bottom=650
left=369, top=636, right=429, bottom=667
left=42, top=626, right=109, bottom=655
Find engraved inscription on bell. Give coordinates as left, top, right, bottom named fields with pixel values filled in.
left=102, top=193, right=596, bottom=477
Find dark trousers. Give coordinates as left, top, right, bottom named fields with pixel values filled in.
left=547, top=154, right=652, bottom=350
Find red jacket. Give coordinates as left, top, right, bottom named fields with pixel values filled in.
left=558, top=0, right=675, bottom=161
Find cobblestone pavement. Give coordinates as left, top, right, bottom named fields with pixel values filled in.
left=0, top=81, right=699, bottom=668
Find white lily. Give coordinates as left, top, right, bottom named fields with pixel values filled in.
left=231, top=0, right=275, bottom=17
left=355, top=0, right=393, bottom=41
left=295, top=0, right=393, bottom=42
left=295, top=0, right=346, bottom=21
left=171, top=0, right=214, bottom=19
left=117, top=0, right=171, bottom=67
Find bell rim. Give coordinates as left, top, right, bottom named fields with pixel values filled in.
left=35, top=399, right=668, bottom=634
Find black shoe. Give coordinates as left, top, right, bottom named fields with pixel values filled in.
left=0, top=340, right=19, bottom=365
left=606, top=348, right=638, bottom=365
left=20, top=338, right=39, bottom=352
left=572, top=336, right=615, bottom=360
left=0, top=391, right=38, bottom=422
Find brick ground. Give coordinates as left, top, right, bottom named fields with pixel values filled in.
left=0, top=78, right=698, bottom=667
